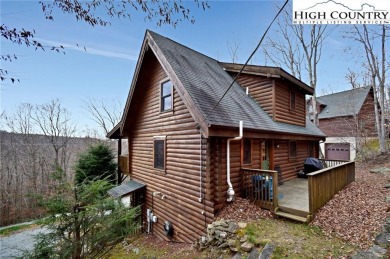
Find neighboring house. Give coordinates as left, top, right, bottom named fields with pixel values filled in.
left=108, top=30, right=326, bottom=243
left=310, top=86, right=376, bottom=161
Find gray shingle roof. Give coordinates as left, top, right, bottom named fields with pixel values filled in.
left=317, top=86, right=371, bottom=119
left=108, top=180, right=145, bottom=198
left=148, top=31, right=325, bottom=138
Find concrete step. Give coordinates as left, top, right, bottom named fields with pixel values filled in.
left=275, top=211, right=308, bottom=223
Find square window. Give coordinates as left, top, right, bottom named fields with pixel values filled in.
left=154, top=139, right=165, bottom=170
left=161, top=81, right=172, bottom=112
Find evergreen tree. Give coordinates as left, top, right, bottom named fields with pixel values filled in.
left=22, top=178, right=140, bottom=259
left=75, top=143, right=117, bottom=185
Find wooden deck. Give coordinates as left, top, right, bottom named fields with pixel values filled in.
left=278, top=178, right=309, bottom=213
left=241, top=160, right=355, bottom=223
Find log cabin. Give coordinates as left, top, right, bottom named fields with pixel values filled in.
left=108, top=30, right=329, bottom=243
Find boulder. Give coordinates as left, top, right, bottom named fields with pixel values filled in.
left=213, top=220, right=229, bottom=228
left=374, top=233, right=390, bottom=247
left=247, top=248, right=259, bottom=259
left=238, top=222, right=247, bottom=229
left=240, top=235, right=248, bottom=243
left=232, top=252, right=242, bottom=259
left=259, top=243, right=275, bottom=259
left=370, top=167, right=390, bottom=175
left=241, top=241, right=254, bottom=252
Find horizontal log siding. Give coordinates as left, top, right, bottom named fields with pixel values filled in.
left=233, top=73, right=275, bottom=118
left=273, top=140, right=319, bottom=181
left=211, top=138, right=262, bottom=213
left=274, top=80, right=306, bottom=126
left=126, top=51, right=213, bottom=243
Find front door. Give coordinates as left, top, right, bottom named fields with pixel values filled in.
left=261, top=140, right=270, bottom=170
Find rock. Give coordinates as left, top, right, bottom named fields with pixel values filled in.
left=232, top=252, right=242, bottom=259
left=240, top=235, right=248, bottom=243
left=213, top=220, right=229, bottom=228
left=132, top=248, right=140, bottom=255
left=238, top=222, right=247, bottom=229
left=207, top=224, right=215, bottom=235
left=259, top=243, right=275, bottom=259
left=247, top=248, right=259, bottom=259
left=200, top=236, right=209, bottom=245
left=218, top=242, right=229, bottom=249
left=353, top=245, right=388, bottom=259
left=228, top=239, right=238, bottom=252
left=384, top=183, right=390, bottom=188
left=240, top=241, right=253, bottom=252
left=219, top=231, right=228, bottom=239
left=227, top=221, right=239, bottom=234
left=386, top=197, right=390, bottom=203
left=374, top=233, right=390, bottom=247
left=370, top=167, right=390, bottom=175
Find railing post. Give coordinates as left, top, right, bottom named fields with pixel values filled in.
left=272, top=170, right=278, bottom=210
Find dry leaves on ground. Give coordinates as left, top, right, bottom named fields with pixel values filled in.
left=311, top=158, right=390, bottom=249
left=216, top=197, right=273, bottom=222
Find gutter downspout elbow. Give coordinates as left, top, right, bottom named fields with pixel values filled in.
left=227, top=121, right=243, bottom=203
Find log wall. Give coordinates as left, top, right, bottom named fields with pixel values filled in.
left=234, top=74, right=275, bottom=119
left=273, top=140, right=319, bottom=181
left=125, top=50, right=213, bottom=243
left=274, top=80, right=306, bottom=126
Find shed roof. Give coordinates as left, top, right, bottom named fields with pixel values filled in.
left=107, top=180, right=145, bottom=198
left=317, top=86, right=372, bottom=119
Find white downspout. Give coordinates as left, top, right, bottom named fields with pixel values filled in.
left=227, top=121, right=243, bottom=202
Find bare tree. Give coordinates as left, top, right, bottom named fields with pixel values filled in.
left=83, top=98, right=123, bottom=136
left=345, top=25, right=389, bottom=154
left=227, top=40, right=240, bottom=64
left=263, top=6, right=331, bottom=125
left=32, top=99, right=77, bottom=169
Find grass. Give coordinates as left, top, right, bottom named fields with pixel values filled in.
left=0, top=223, right=36, bottom=236
left=106, top=218, right=357, bottom=259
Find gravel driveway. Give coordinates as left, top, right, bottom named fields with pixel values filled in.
left=0, top=226, right=49, bottom=258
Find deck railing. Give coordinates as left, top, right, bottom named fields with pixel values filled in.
left=119, top=155, right=129, bottom=174
left=308, top=160, right=355, bottom=215
left=241, top=168, right=278, bottom=211
left=319, top=159, right=348, bottom=168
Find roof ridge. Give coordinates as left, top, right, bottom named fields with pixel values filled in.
left=318, top=85, right=371, bottom=98
left=147, top=30, right=219, bottom=63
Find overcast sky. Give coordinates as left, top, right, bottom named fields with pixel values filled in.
left=1, top=0, right=385, bottom=136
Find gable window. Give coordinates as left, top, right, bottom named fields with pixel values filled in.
left=154, top=137, right=166, bottom=170
left=161, top=80, right=172, bottom=112
left=243, top=138, right=252, bottom=165
left=290, top=91, right=296, bottom=111
left=289, top=141, right=297, bottom=159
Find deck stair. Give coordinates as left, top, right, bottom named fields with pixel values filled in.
left=274, top=206, right=311, bottom=223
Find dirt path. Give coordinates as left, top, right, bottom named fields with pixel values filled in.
left=0, top=226, right=49, bottom=258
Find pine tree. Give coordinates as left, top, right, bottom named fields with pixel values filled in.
left=75, top=143, right=117, bottom=185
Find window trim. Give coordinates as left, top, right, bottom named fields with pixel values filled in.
left=153, top=136, right=166, bottom=172
left=290, top=90, right=296, bottom=111
left=242, top=138, right=252, bottom=165
left=160, top=80, right=173, bottom=113
left=289, top=141, right=297, bottom=160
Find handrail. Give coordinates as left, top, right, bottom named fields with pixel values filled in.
left=307, top=161, right=355, bottom=176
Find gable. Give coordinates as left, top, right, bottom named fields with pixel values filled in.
left=120, top=31, right=326, bottom=139
left=317, top=86, right=372, bottom=119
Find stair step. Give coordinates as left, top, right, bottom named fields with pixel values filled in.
left=275, top=211, right=308, bottom=223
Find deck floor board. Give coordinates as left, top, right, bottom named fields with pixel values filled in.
left=278, top=178, right=309, bottom=213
